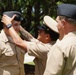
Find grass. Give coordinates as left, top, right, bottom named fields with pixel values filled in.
left=24, top=61, right=35, bottom=65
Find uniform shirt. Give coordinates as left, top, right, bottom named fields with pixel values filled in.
left=0, top=30, right=25, bottom=75
left=44, top=31, right=76, bottom=75
left=25, top=40, right=55, bottom=75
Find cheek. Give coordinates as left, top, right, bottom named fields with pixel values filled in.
left=13, top=26, right=20, bottom=32
left=57, top=22, right=63, bottom=29
left=17, top=26, right=20, bottom=30
left=15, top=25, right=20, bottom=29
left=57, top=24, right=63, bottom=33
left=37, top=33, right=44, bottom=39
left=57, top=24, right=60, bottom=30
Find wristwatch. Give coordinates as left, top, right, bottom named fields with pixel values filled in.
left=6, top=24, right=12, bottom=29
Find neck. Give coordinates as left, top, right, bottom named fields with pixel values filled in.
left=64, top=24, right=76, bottom=35
left=59, top=34, right=64, bottom=40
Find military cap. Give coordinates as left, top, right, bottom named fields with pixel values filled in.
left=43, top=15, right=59, bottom=33
left=3, top=11, right=22, bottom=21
left=38, top=24, right=50, bottom=31
left=38, top=24, right=53, bottom=35
left=57, top=4, right=76, bottom=19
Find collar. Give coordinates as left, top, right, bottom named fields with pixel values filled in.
left=0, top=30, right=9, bottom=42
left=63, top=31, right=76, bottom=40
left=0, top=30, right=13, bottom=43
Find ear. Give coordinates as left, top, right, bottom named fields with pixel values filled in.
left=46, top=34, right=50, bottom=39
left=61, top=19, right=66, bottom=27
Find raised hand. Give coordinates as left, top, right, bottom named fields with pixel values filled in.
left=1, top=14, right=16, bottom=25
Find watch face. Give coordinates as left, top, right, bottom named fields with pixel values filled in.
left=6, top=24, right=12, bottom=28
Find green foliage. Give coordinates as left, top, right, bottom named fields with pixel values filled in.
left=0, top=0, right=76, bottom=37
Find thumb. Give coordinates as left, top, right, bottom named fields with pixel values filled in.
left=11, top=14, right=16, bottom=21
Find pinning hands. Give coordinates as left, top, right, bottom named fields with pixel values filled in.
left=1, top=14, right=16, bottom=26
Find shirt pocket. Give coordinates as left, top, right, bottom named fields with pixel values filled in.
left=4, top=50, right=14, bottom=56
left=3, top=44, right=15, bottom=56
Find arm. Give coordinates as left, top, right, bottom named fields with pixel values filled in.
left=44, top=45, right=65, bottom=75
left=27, top=42, right=51, bottom=59
left=9, top=27, right=27, bottom=50
left=19, top=26, right=35, bottom=41
left=2, top=15, right=27, bottom=51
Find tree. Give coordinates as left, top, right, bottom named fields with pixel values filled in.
left=0, top=0, right=76, bottom=37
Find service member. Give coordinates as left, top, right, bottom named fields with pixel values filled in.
left=44, top=4, right=76, bottom=75
left=2, top=15, right=59, bottom=75
left=0, top=11, right=26, bottom=75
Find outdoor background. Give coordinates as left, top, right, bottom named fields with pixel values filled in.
left=0, top=0, right=76, bottom=75
left=0, top=0, right=76, bottom=38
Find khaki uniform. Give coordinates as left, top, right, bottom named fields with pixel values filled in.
left=44, top=32, right=76, bottom=75
left=26, top=40, right=55, bottom=75
left=0, top=30, right=25, bottom=75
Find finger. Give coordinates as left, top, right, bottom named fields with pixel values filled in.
left=1, top=16, right=6, bottom=22
left=3, top=15, right=8, bottom=17
left=11, top=14, right=16, bottom=20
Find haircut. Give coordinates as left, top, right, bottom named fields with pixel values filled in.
left=45, top=29, right=59, bottom=41
left=59, top=16, right=76, bottom=25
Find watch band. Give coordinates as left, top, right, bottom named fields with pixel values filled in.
left=6, top=24, right=12, bottom=29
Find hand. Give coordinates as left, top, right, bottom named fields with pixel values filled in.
left=1, top=14, right=16, bottom=26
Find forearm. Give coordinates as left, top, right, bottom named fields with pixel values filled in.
left=1, top=14, right=27, bottom=50
left=8, top=27, right=27, bottom=50
left=20, top=26, right=34, bottom=41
